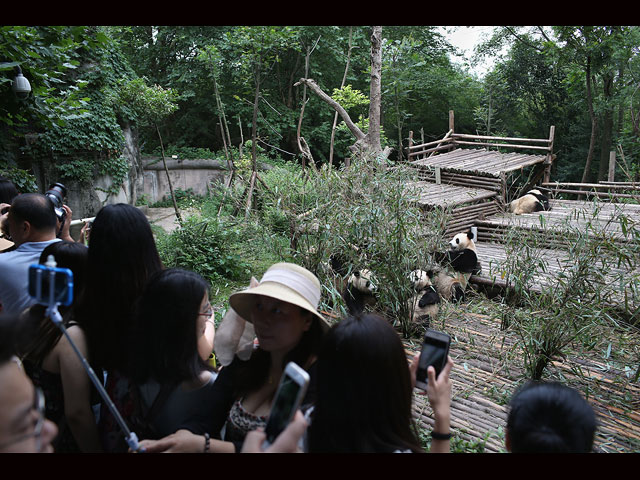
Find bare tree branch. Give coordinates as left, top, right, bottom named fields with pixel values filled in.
left=295, top=77, right=366, bottom=141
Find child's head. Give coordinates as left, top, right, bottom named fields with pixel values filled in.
left=506, top=381, right=597, bottom=453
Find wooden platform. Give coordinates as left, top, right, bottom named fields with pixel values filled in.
left=406, top=180, right=501, bottom=236
left=469, top=241, right=639, bottom=311
left=405, top=308, right=640, bottom=453
left=406, top=180, right=497, bottom=208
left=410, top=147, right=548, bottom=178
left=476, top=199, right=640, bottom=246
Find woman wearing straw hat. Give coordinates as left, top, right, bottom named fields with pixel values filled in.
left=138, top=262, right=328, bottom=453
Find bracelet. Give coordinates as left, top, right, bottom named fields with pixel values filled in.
left=431, top=431, right=452, bottom=440
left=203, top=432, right=210, bottom=453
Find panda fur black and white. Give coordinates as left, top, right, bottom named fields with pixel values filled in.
left=509, top=189, right=551, bottom=215
left=432, top=228, right=481, bottom=302
left=342, top=269, right=376, bottom=315
left=408, top=269, right=440, bottom=328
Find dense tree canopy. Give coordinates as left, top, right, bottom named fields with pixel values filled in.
left=1, top=25, right=639, bottom=192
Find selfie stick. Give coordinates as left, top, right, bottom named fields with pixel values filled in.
left=36, top=256, right=144, bottom=453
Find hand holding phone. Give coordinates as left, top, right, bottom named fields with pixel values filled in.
left=262, top=361, right=310, bottom=449
left=415, top=329, right=451, bottom=391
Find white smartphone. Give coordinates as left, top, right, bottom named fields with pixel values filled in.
left=415, top=329, right=451, bottom=391
left=262, top=361, right=310, bottom=448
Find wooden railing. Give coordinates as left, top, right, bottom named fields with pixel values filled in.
left=406, top=111, right=556, bottom=183
left=540, top=181, right=640, bottom=201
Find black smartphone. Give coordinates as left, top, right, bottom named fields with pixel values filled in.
left=262, top=361, right=310, bottom=448
left=415, top=328, right=451, bottom=390
left=28, top=263, right=74, bottom=307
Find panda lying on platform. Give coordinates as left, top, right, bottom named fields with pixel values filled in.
left=431, top=228, right=481, bottom=302
left=509, top=189, right=551, bottom=215
left=408, top=269, right=441, bottom=328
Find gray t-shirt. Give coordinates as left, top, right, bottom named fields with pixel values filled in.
left=0, top=239, right=61, bottom=315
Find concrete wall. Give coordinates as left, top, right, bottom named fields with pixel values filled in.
left=141, top=157, right=228, bottom=204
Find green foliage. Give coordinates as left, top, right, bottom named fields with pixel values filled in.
left=0, top=166, right=37, bottom=193
left=156, top=215, right=251, bottom=285
left=497, top=201, right=640, bottom=380
left=116, top=77, right=179, bottom=126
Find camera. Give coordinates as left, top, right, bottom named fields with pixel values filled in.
left=45, top=183, right=67, bottom=224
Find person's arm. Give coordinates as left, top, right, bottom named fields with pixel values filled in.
left=409, top=353, right=454, bottom=453
left=138, top=429, right=236, bottom=453
left=56, top=326, right=103, bottom=452
left=57, top=205, right=75, bottom=242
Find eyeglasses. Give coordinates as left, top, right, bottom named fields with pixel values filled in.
left=199, top=304, right=214, bottom=317
left=0, top=387, right=46, bottom=452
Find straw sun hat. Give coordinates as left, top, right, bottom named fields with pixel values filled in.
left=229, top=262, right=328, bottom=328
left=214, top=263, right=329, bottom=366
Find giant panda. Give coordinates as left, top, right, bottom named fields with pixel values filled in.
left=509, top=189, right=551, bottom=215
left=407, top=269, right=441, bottom=328
left=426, top=266, right=466, bottom=302
left=431, top=228, right=481, bottom=302
left=342, top=269, right=377, bottom=315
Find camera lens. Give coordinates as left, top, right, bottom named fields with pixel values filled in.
left=44, top=183, right=67, bottom=220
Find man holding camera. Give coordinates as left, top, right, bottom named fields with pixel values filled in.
left=0, top=193, right=61, bottom=315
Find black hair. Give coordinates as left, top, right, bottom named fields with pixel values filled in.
left=507, top=381, right=597, bottom=453
left=308, top=313, right=423, bottom=453
left=18, top=241, right=89, bottom=366
left=9, top=193, right=56, bottom=231
left=0, top=176, right=19, bottom=205
left=234, top=306, right=324, bottom=397
left=75, top=203, right=163, bottom=373
left=128, top=268, right=212, bottom=384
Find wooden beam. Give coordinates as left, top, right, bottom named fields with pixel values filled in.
left=452, top=133, right=551, bottom=144
left=453, top=140, right=551, bottom=151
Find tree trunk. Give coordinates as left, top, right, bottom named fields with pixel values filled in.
left=597, top=73, right=614, bottom=181
left=156, top=124, right=182, bottom=225
left=367, top=26, right=383, bottom=156
left=580, top=57, right=598, bottom=189
left=246, top=59, right=261, bottom=218
left=329, top=27, right=353, bottom=168
left=121, top=122, right=142, bottom=206
left=297, top=36, right=320, bottom=172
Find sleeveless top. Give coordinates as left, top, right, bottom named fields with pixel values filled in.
left=223, top=398, right=268, bottom=444
left=22, top=321, right=101, bottom=453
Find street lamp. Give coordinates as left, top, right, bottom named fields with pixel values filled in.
left=12, top=65, right=31, bottom=99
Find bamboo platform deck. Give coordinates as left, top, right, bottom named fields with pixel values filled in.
left=405, top=309, right=640, bottom=453
left=406, top=180, right=497, bottom=208
left=476, top=199, right=640, bottom=246
left=469, top=241, right=639, bottom=311
left=410, top=147, right=548, bottom=178
left=406, top=180, right=501, bottom=237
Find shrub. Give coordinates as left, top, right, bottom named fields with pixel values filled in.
left=156, top=215, right=251, bottom=285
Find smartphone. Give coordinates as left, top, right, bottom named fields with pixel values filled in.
left=262, top=361, right=310, bottom=448
left=28, top=263, right=74, bottom=307
left=415, top=329, right=451, bottom=391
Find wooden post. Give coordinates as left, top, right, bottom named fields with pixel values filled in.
left=449, top=110, right=455, bottom=133
left=407, top=130, right=413, bottom=162
left=608, top=151, right=616, bottom=182
left=543, top=125, right=555, bottom=183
